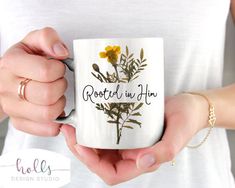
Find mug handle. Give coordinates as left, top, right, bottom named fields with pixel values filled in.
left=54, top=58, right=76, bottom=126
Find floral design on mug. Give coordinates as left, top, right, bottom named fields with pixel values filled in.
left=91, top=45, right=147, bottom=144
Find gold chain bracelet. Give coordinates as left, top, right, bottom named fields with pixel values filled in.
left=185, top=92, right=216, bottom=149
left=171, top=92, right=216, bottom=166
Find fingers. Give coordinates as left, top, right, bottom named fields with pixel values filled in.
left=136, top=141, right=174, bottom=170
left=61, top=125, right=144, bottom=186
left=122, top=112, right=191, bottom=172
left=0, top=27, right=69, bottom=138
left=121, top=94, right=208, bottom=174
left=60, top=125, right=78, bottom=156
left=24, top=78, right=67, bottom=105
left=59, top=94, right=205, bottom=185
left=75, top=145, right=145, bottom=185
left=21, top=27, right=69, bottom=58
left=17, top=77, right=67, bottom=105
left=1, top=95, right=66, bottom=123
left=1, top=27, right=68, bottom=82
left=2, top=52, right=66, bottom=82
left=11, top=117, right=61, bottom=137
left=0, top=69, right=67, bottom=105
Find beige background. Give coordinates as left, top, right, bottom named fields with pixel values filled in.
left=0, top=15, right=234, bottom=177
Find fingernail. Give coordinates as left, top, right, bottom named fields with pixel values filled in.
left=137, top=153, right=156, bottom=170
left=53, top=42, right=68, bottom=56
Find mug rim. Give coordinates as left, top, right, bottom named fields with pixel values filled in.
left=73, top=37, right=163, bottom=42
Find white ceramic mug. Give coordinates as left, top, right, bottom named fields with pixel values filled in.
left=56, top=38, right=164, bottom=149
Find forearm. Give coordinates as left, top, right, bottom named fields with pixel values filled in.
left=201, top=84, right=235, bottom=129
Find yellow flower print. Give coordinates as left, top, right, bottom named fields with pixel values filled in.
left=99, top=45, right=121, bottom=65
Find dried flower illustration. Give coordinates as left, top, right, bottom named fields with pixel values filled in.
left=92, top=45, right=147, bottom=144
left=99, top=45, right=121, bottom=65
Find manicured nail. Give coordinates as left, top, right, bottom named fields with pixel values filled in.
left=137, top=153, right=156, bottom=170
left=53, top=42, right=68, bottom=56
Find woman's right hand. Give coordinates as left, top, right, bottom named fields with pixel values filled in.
left=0, top=27, right=68, bottom=136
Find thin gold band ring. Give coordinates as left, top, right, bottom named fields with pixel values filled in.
left=17, top=78, right=32, bottom=101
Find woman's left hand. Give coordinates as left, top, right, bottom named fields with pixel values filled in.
left=60, top=93, right=209, bottom=185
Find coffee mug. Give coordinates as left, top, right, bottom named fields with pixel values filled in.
left=56, top=38, right=164, bottom=149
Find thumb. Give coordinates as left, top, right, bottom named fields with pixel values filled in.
left=60, top=124, right=78, bottom=157
left=21, top=27, right=69, bottom=59
left=135, top=114, right=191, bottom=171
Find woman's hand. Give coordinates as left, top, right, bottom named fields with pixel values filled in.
left=61, top=93, right=209, bottom=185
left=0, top=27, right=68, bottom=136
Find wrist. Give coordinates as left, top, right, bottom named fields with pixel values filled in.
left=183, top=92, right=216, bottom=149
left=183, top=92, right=212, bottom=130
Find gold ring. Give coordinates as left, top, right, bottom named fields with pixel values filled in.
left=18, top=78, right=31, bottom=101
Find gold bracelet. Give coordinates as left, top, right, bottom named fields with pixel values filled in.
left=185, top=92, right=216, bottom=149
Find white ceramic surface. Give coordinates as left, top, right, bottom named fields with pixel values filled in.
left=58, top=38, right=164, bottom=149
